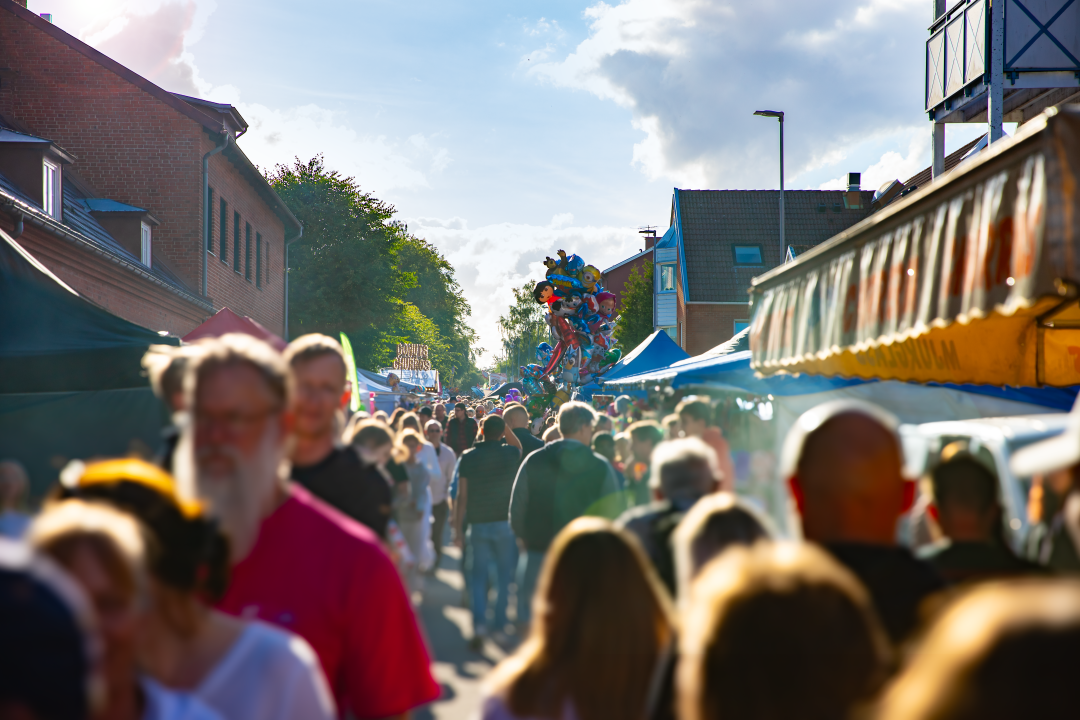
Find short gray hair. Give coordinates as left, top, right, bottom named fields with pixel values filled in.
left=649, top=438, right=719, bottom=508
left=557, top=401, right=597, bottom=437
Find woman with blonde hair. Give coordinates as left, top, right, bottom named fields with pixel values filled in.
left=876, top=579, right=1080, bottom=720
left=29, top=499, right=223, bottom=720
left=48, top=459, right=336, bottom=720
left=678, top=542, right=889, bottom=720
left=482, top=518, right=674, bottom=720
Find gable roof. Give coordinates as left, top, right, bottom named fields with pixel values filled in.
left=0, top=169, right=209, bottom=309
left=0, top=3, right=301, bottom=238
left=602, top=246, right=652, bottom=275
left=675, top=188, right=875, bottom=303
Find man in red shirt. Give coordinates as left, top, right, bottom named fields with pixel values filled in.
left=181, top=333, right=439, bottom=719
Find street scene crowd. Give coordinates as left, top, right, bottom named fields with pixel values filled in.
left=4, top=330, right=1080, bottom=720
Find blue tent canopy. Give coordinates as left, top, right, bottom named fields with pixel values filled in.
left=601, top=330, right=690, bottom=384
left=606, top=350, right=1079, bottom=411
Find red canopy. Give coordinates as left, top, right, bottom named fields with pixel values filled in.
left=182, top=307, right=286, bottom=351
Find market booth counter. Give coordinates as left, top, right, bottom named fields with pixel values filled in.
left=750, top=107, right=1080, bottom=388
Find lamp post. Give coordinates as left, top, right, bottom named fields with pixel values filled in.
left=754, top=110, right=784, bottom=262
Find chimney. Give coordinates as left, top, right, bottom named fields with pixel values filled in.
left=844, top=172, right=863, bottom=210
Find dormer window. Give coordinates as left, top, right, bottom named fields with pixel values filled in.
left=140, top=222, right=152, bottom=267
left=42, top=158, right=60, bottom=219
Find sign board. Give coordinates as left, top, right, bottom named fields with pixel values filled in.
left=381, top=368, right=440, bottom=393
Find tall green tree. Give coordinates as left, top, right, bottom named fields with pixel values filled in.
left=268, top=156, right=482, bottom=388
left=395, top=234, right=481, bottom=389
left=495, top=284, right=550, bottom=379
left=613, top=262, right=654, bottom=352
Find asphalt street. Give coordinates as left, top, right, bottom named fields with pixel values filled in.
left=415, top=544, right=520, bottom=720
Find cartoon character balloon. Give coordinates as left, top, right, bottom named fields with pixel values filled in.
left=525, top=248, right=622, bottom=410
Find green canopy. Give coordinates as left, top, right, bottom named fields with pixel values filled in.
left=0, top=228, right=176, bottom=495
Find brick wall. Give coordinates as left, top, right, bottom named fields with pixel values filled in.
left=0, top=6, right=287, bottom=335
left=205, top=141, right=286, bottom=334
left=684, top=303, right=750, bottom=356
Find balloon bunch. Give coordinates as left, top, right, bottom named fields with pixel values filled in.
left=504, top=388, right=523, bottom=404
left=519, top=249, right=624, bottom=414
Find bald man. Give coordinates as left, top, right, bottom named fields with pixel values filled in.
left=784, top=400, right=942, bottom=645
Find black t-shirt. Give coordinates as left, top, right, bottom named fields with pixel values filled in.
left=291, top=447, right=393, bottom=539
left=826, top=543, right=945, bottom=646
left=512, top=427, right=544, bottom=458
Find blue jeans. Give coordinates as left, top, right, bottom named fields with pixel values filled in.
left=516, top=549, right=546, bottom=625
left=467, top=521, right=517, bottom=631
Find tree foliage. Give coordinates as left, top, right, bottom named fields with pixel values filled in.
left=613, top=262, right=654, bottom=352
left=494, top=284, right=550, bottom=379
left=268, top=156, right=481, bottom=389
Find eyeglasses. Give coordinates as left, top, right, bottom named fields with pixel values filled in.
left=194, top=406, right=279, bottom=435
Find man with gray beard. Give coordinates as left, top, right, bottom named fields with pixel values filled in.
left=178, top=334, right=439, bottom=719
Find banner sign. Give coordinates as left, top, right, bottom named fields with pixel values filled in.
left=381, top=368, right=440, bottom=393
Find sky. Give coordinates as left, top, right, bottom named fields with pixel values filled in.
left=35, top=0, right=1003, bottom=365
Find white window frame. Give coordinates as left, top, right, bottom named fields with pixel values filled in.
left=140, top=222, right=152, bottom=267
left=42, top=158, right=60, bottom=219
left=657, top=263, right=676, bottom=293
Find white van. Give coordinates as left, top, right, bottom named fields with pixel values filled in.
left=900, top=414, right=1071, bottom=553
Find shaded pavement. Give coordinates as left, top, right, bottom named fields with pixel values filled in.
left=414, top=545, right=521, bottom=720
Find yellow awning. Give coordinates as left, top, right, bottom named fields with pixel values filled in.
left=750, top=107, right=1080, bottom=387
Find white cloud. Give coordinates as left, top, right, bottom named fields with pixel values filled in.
left=817, top=126, right=929, bottom=190
left=409, top=215, right=641, bottom=364
left=44, top=0, right=445, bottom=195
left=531, top=0, right=930, bottom=189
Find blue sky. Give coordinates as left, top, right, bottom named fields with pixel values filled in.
left=37, top=0, right=1000, bottom=364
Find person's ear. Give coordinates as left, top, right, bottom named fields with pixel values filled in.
left=788, top=475, right=806, bottom=517
left=280, top=409, right=296, bottom=438
left=901, top=479, right=917, bottom=513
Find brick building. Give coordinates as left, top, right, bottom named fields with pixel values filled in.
left=605, top=184, right=875, bottom=357
left=0, top=2, right=301, bottom=336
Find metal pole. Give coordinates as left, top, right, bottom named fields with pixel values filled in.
left=988, top=0, right=1004, bottom=142
left=779, top=115, right=785, bottom=260
left=932, top=121, right=946, bottom=179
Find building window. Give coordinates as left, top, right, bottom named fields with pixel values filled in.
left=42, top=159, right=60, bottom=219
left=244, top=222, right=252, bottom=282
left=219, top=198, right=228, bottom=262
left=658, top=263, right=676, bottom=292
left=264, top=237, right=270, bottom=285
left=255, top=232, right=262, bottom=288
left=734, top=320, right=750, bottom=334
left=233, top=212, right=241, bottom=273
left=662, top=326, right=677, bottom=341
left=733, top=245, right=763, bottom=265
left=206, top=187, right=214, bottom=253
left=140, top=222, right=152, bottom=267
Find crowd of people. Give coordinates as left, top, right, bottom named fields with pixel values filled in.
left=3, top=330, right=1080, bottom=719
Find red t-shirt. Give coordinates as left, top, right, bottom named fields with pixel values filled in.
left=217, top=484, right=440, bottom=718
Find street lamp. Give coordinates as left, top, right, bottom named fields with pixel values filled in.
left=754, top=110, right=785, bottom=262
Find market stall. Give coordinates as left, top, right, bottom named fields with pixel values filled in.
left=750, top=107, right=1080, bottom=387
left=0, top=227, right=176, bottom=495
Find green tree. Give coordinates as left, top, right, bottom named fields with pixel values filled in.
left=495, top=284, right=549, bottom=379
left=268, top=156, right=482, bottom=388
left=395, top=234, right=482, bottom=389
left=613, top=262, right=654, bottom=352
